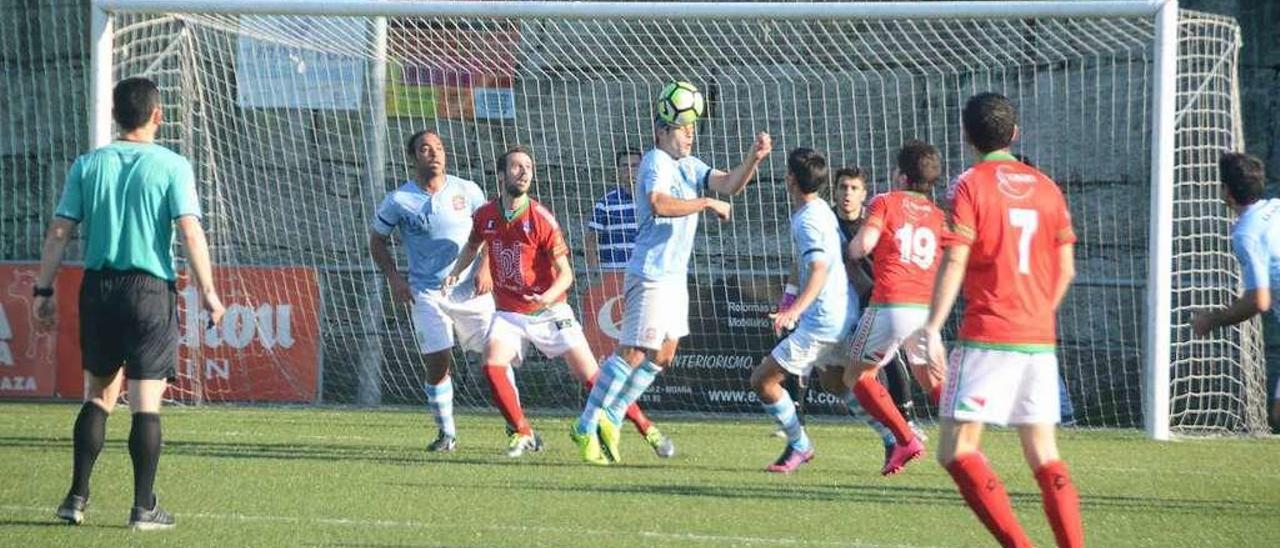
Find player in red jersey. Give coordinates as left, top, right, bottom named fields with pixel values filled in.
left=445, top=146, right=662, bottom=462
left=906, top=93, right=1082, bottom=547
left=844, top=139, right=947, bottom=475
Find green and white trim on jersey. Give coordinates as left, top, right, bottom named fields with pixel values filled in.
left=957, top=339, right=1056, bottom=354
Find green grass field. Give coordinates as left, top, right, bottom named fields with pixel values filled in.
left=2, top=403, right=1278, bottom=547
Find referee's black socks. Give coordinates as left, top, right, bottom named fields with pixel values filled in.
left=128, top=412, right=162, bottom=509
left=70, top=402, right=109, bottom=499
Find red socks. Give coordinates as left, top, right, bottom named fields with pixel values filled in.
left=585, top=373, right=653, bottom=435
left=1036, top=460, right=1084, bottom=548
left=853, top=376, right=914, bottom=444
left=484, top=365, right=530, bottom=435
left=945, top=453, right=1032, bottom=548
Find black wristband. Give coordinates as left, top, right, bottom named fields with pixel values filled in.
left=33, top=286, right=53, bottom=298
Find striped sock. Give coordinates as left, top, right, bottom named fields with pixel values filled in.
left=843, top=389, right=893, bottom=444
left=423, top=378, right=456, bottom=437
left=578, top=355, right=630, bottom=434
left=605, top=360, right=661, bottom=426
left=763, top=393, right=810, bottom=451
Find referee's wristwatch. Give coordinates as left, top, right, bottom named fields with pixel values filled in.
left=32, top=286, right=53, bottom=298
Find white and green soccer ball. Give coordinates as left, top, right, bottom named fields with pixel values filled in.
left=656, top=81, right=705, bottom=127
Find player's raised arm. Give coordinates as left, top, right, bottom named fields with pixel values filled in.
left=708, top=131, right=772, bottom=195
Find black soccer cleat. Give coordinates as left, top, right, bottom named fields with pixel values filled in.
left=56, top=494, right=87, bottom=525
left=128, top=496, right=176, bottom=531
left=427, top=433, right=457, bottom=452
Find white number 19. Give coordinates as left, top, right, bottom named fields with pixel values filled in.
left=1009, top=208, right=1038, bottom=275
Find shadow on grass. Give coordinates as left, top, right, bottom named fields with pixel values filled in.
left=0, top=436, right=591, bottom=470
left=387, top=477, right=1278, bottom=518
left=4, top=435, right=1274, bottom=519
left=0, top=519, right=122, bottom=530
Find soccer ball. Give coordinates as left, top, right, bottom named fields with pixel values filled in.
left=656, top=81, right=705, bottom=127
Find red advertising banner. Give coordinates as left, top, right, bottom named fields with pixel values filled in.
left=580, top=271, right=627, bottom=362
left=172, top=266, right=321, bottom=403
left=0, top=264, right=68, bottom=397
left=1, top=262, right=320, bottom=403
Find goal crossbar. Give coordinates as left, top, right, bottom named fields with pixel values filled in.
left=96, top=0, right=1168, bottom=20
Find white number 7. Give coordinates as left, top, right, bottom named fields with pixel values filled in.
left=1009, top=208, right=1038, bottom=275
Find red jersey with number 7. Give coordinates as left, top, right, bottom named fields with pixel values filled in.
left=864, top=191, right=946, bottom=307
left=469, top=198, right=569, bottom=314
left=949, top=158, right=1076, bottom=350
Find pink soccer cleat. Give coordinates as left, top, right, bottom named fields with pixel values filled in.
left=765, top=445, right=815, bottom=473
left=881, top=436, right=925, bottom=476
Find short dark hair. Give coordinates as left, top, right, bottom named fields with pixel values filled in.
left=405, top=129, right=439, bottom=156
left=498, top=145, right=533, bottom=173
left=833, top=167, right=867, bottom=184
left=1219, top=152, right=1265, bottom=206
left=112, top=77, right=161, bottom=131
left=897, top=139, right=942, bottom=193
left=962, top=92, right=1018, bottom=153
left=615, top=149, right=642, bottom=166
left=787, top=148, right=829, bottom=195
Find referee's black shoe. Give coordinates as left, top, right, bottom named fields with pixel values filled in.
left=56, top=494, right=87, bottom=525
left=128, top=495, right=176, bottom=531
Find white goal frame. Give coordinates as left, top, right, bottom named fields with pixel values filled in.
left=89, top=0, right=1182, bottom=440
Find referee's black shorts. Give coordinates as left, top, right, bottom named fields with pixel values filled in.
left=79, top=268, right=179, bottom=381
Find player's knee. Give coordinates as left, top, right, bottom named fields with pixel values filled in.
left=749, top=365, right=772, bottom=394
left=617, top=346, right=647, bottom=367
left=87, top=398, right=115, bottom=416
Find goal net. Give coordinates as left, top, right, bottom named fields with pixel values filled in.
left=2, top=1, right=1267, bottom=435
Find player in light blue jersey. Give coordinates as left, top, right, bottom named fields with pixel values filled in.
left=568, top=110, right=771, bottom=464
left=369, top=130, right=495, bottom=453
left=1193, top=152, right=1280, bottom=425
left=749, top=148, right=859, bottom=473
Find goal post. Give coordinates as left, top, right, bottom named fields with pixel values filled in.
left=80, top=0, right=1264, bottom=437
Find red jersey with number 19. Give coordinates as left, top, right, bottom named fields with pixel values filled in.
left=948, top=156, right=1076, bottom=350
left=864, top=191, right=946, bottom=306
left=469, top=197, right=569, bottom=314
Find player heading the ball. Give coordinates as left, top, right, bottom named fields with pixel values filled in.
left=568, top=81, right=772, bottom=465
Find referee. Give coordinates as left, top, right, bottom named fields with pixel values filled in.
left=32, top=77, right=225, bottom=530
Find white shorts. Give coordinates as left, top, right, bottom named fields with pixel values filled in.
left=487, top=303, right=588, bottom=363
left=940, top=345, right=1061, bottom=426
left=410, top=288, right=496, bottom=355
left=771, top=328, right=845, bottom=377
left=845, top=306, right=928, bottom=367
left=619, top=275, right=689, bottom=351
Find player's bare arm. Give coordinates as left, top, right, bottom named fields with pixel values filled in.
left=650, top=191, right=730, bottom=220
left=707, top=131, right=772, bottom=195
left=1192, top=287, right=1270, bottom=336
left=177, top=215, right=226, bottom=327
left=524, top=253, right=574, bottom=307
left=443, top=239, right=485, bottom=290
left=1049, top=243, right=1076, bottom=311
left=907, top=244, right=971, bottom=372
left=847, top=223, right=882, bottom=260
left=770, top=258, right=827, bottom=336
left=474, top=247, right=493, bottom=295
left=32, top=217, right=78, bottom=330
left=368, top=230, right=413, bottom=304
